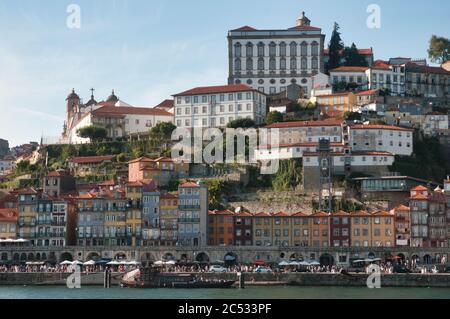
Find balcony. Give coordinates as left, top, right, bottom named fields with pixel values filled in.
left=179, top=205, right=201, bottom=210
left=178, top=218, right=200, bottom=223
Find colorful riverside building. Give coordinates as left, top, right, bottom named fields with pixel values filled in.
left=178, top=182, right=208, bottom=246
left=233, top=211, right=253, bottom=246
left=391, top=204, right=411, bottom=247
left=140, top=181, right=160, bottom=246
left=208, top=210, right=234, bottom=246
left=159, top=192, right=178, bottom=246
left=308, top=211, right=329, bottom=248
left=0, top=208, right=18, bottom=239
left=330, top=211, right=351, bottom=247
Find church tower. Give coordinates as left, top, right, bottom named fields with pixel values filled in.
left=66, top=88, right=80, bottom=121
left=296, top=11, right=311, bottom=27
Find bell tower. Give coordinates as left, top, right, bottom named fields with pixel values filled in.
left=296, top=11, right=311, bottom=27
left=66, top=88, right=80, bottom=130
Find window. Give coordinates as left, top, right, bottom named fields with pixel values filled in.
left=301, top=57, right=307, bottom=70
left=246, top=58, right=252, bottom=70
left=269, top=42, right=276, bottom=56
left=257, top=42, right=264, bottom=57
left=235, top=43, right=242, bottom=57
left=279, top=42, right=286, bottom=56
left=258, top=58, right=264, bottom=70
left=280, top=58, right=286, bottom=70
left=234, top=59, right=241, bottom=71
left=245, top=42, right=253, bottom=57
left=290, top=42, right=297, bottom=56
left=269, top=58, right=276, bottom=70
left=300, top=42, right=307, bottom=56
left=290, top=57, right=297, bottom=70
left=311, top=57, right=318, bottom=70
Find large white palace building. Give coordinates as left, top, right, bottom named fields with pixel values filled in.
left=227, top=12, right=325, bottom=97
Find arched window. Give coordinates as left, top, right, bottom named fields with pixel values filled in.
left=235, top=58, right=241, bottom=71
left=290, top=42, right=297, bottom=56
left=234, top=43, right=241, bottom=57
left=269, top=42, right=276, bottom=57
left=312, top=57, right=318, bottom=70
left=258, top=58, right=264, bottom=70
left=311, top=41, right=319, bottom=56
left=269, top=58, right=276, bottom=70
left=246, top=57, right=253, bottom=70
left=301, top=42, right=308, bottom=56
left=290, top=57, right=297, bottom=70
left=246, top=42, right=253, bottom=57
left=279, top=42, right=286, bottom=56
left=257, top=42, right=265, bottom=57
left=301, top=57, right=308, bottom=70
left=280, top=58, right=286, bottom=70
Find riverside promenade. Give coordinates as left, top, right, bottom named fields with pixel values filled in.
left=1, top=272, right=450, bottom=288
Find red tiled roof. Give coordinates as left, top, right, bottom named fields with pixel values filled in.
left=329, top=66, right=369, bottom=72
left=234, top=212, right=253, bottom=217
left=310, top=211, right=329, bottom=217
left=350, top=124, right=413, bottom=132
left=409, top=193, right=429, bottom=200
left=272, top=212, right=290, bottom=217
left=128, top=157, right=153, bottom=164
left=350, top=210, right=371, bottom=216
left=371, top=210, right=394, bottom=216
left=180, top=182, right=200, bottom=188
left=232, top=25, right=258, bottom=31
left=93, top=106, right=173, bottom=117
left=315, top=92, right=352, bottom=98
left=355, top=89, right=378, bottom=96
left=264, top=119, right=342, bottom=129
left=160, top=192, right=178, bottom=199
left=254, top=212, right=271, bottom=217
left=371, top=60, right=391, bottom=70
left=16, top=188, right=39, bottom=195
left=406, top=62, right=450, bottom=75
left=288, top=25, right=321, bottom=31
left=0, top=208, right=18, bottom=222
left=292, top=212, right=308, bottom=217
left=70, top=155, right=115, bottom=164
left=173, top=84, right=260, bottom=97
left=351, top=151, right=394, bottom=156
left=209, top=209, right=235, bottom=216
left=333, top=210, right=350, bottom=216
left=411, top=185, right=428, bottom=191
left=154, top=99, right=174, bottom=110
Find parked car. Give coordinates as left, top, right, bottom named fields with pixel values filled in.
left=254, top=266, right=273, bottom=273
left=209, top=265, right=227, bottom=273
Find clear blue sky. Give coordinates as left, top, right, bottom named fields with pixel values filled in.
left=0, top=0, right=448, bottom=147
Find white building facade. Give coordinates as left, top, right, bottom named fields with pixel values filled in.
left=227, top=12, right=325, bottom=97
left=173, top=84, right=267, bottom=128
left=348, top=124, right=414, bottom=156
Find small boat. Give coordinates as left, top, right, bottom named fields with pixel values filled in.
left=120, top=267, right=236, bottom=288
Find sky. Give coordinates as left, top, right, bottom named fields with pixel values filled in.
left=0, top=0, right=449, bottom=147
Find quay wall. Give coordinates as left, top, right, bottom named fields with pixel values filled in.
left=1, top=272, right=450, bottom=288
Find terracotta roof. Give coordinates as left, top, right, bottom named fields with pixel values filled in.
left=406, top=62, right=450, bottom=75
left=264, top=119, right=342, bottom=129
left=371, top=210, right=394, bottom=216
left=310, top=211, right=329, bottom=217
left=47, top=170, right=72, bottom=177
left=411, top=185, right=428, bottom=191
left=92, top=105, right=173, bottom=117
left=315, top=92, right=352, bottom=98
left=371, top=60, right=391, bottom=70
left=173, top=84, right=260, bottom=97
left=231, top=25, right=258, bottom=31
left=332, top=210, right=350, bottom=216
left=272, top=212, right=291, bottom=217
left=254, top=212, right=271, bottom=217
left=288, top=25, right=321, bottom=31
left=349, top=124, right=413, bottom=132
left=350, top=210, right=371, bottom=216
left=180, top=182, right=200, bottom=188
left=0, top=208, right=18, bottom=222
left=70, top=155, right=115, bottom=164
left=292, top=212, right=308, bottom=217
left=234, top=212, right=253, bottom=217
left=355, top=89, right=378, bottom=96
left=329, top=66, right=369, bottom=72
left=209, top=209, right=235, bottom=216
left=128, top=157, right=153, bottom=164
left=160, top=192, right=178, bottom=199
left=154, top=99, right=174, bottom=110
left=16, top=188, right=40, bottom=195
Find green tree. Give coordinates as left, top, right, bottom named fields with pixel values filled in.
left=265, top=111, right=284, bottom=125
left=344, top=112, right=362, bottom=121
left=428, top=35, right=449, bottom=64
left=76, top=125, right=107, bottom=142
left=272, top=159, right=302, bottom=191
left=327, top=22, right=344, bottom=72
left=342, top=43, right=368, bottom=67
left=227, top=118, right=256, bottom=129
left=379, top=87, right=391, bottom=96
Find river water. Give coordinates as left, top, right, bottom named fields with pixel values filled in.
left=0, top=286, right=449, bottom=299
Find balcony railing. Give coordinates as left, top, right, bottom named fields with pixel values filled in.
left=178, top=218, right=200, bottom=223
left=179, top=205, right=201, bottom=210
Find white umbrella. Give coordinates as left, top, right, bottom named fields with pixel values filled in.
left=299, top=261, right=310, bottom=266
left=73, top=260, right=83, bottom=265
left=83, top=260, right=95, bottom=266
left=107, top=260, right=119, bottom=265
left=60, top=260, right=72, bottom=265
left=278, top=261, right=289, bottom=266
left=308, top=261, right=320, bottom=266
left=289, top=261, right=301, bottom=266
left=165, top=260, right=176, bottom=265
left=119, top=260, right=128, bottom=265
left=353, top=259, right=365, bottom=263
left=154, top=260, right=164, bottom=265
left=126, top=261, right=141, bottom=266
